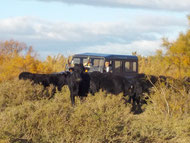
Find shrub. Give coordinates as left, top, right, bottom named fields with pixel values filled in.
left=0, top=79, right=55, bottom=111
left=0, top=79, right=190, bottom=143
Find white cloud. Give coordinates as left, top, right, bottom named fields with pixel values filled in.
left=0, top=15, right=187, bottom=57
left=0, top=15, right=185, bottom=41
left=37, top=0, right=190, bottom=11
left=77, top=40, right=162, bottom=56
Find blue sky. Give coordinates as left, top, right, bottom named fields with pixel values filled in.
left=0, top=0, right=189, bottom=59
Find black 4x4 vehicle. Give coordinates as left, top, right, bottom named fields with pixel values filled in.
left=68, top=53, right=138, bottom=77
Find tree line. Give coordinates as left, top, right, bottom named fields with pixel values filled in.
left=0, top=40, right=67, bottom=82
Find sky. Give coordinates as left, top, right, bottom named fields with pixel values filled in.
left=0, top=0, right=189, bottom=59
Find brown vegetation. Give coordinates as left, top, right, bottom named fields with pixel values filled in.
left=0, top=79, right=190, bottom=143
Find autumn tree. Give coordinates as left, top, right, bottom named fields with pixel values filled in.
left=44, top=54, right=67, bottom=72
left=162, top=26, right=190, bottom=78
left=0, top=41, right=48, bottom=81
left=138, top=50, right=167, bottom=76
left=0, top=40, right=70, bottom=82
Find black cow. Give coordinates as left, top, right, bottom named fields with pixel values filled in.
left=132, top=74, right=190, bottom=105
left=89, top=72, right=133, bottom=96
left=88, top=71, right=142, bottom=112
left=66, top=64, right=150, bottom=114
left=133, top=74, right=157, bottom=94
left=88, top=71, right=103, bottom=95
left=128, top=74, right=165, bottom=107
left=66, top=64, right=86, bottom=105
left=19, top=72, right=68, bottom=98
left=132, top=74, right=169, bottom=95
left=66, top=64, right=135, bottom=107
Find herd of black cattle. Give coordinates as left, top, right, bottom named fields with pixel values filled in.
left=19, top=64, right=190, bottom=113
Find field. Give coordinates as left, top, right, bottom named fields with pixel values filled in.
left=0, top=78, right=190, bottom=143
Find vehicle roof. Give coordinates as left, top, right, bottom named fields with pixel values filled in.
left=73, top=53, right=138, bottom=60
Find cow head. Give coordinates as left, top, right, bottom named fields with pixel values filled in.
left=70, top=64, right=85, bottom=82
left=125, top=83, right=135, bottom=97
left=73, top=64, right=85, bottom=73
left=19, top=72, right=33, bottom=80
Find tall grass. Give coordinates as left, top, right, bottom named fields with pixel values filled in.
left=0, top=79, right=190, bottom=143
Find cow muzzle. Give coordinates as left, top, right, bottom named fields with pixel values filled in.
left=76, top=78, right=82, bottom=82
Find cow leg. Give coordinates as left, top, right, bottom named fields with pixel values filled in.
left=57, top=86, right=62, bottom=92
left=132, top=94, right=143, bottom=114
left=48, top=86, right=56, bottom=99
left=79, top=96, right=86, bottom=103
left=70, top=93, right=75, bottom=106
left=67, top=84, right=76, bottom=106
left=71, top=88, right=79, bottom=106
left=131, top=96, right=136, bottom=112
left=41, top=86, right=47, bottom=98
left=128, top=96, right=132, bottom=103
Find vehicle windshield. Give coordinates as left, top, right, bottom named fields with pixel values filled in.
left=71, top=58, right=81, bottom=65
left=91, top=58, right=104, bottom=67
left=71, top=57, right=105, bottom=72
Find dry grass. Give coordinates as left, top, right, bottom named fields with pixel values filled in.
left=0, top=79, right=190, bottom=143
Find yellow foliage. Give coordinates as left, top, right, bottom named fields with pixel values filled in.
left=139, top=17, right=190, bottom=78
left=44, top=54, right=67, bottom=72
left=0, top=40, right=67, bottom=82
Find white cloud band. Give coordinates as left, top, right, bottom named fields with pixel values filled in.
left=0, top=16, right=187, bottom=57
left=37, top=0, right=190, bottom=11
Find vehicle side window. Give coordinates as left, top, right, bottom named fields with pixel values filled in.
left=114, top=61, right=122, bottom=73
left=125, top=61, right=130, bottom=72
left=124, top=61, right=137, bottom=72
left=99, top=59, right=105, bottom=67
left=83, top=58, right=89, bottom=65
left=93, top=59, right=98, bottom=66
left=133, top=62, right=137, bottom=72
left=93, top=59, right=99, bottom=66
left=89, top=59, right=104, bottom=67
